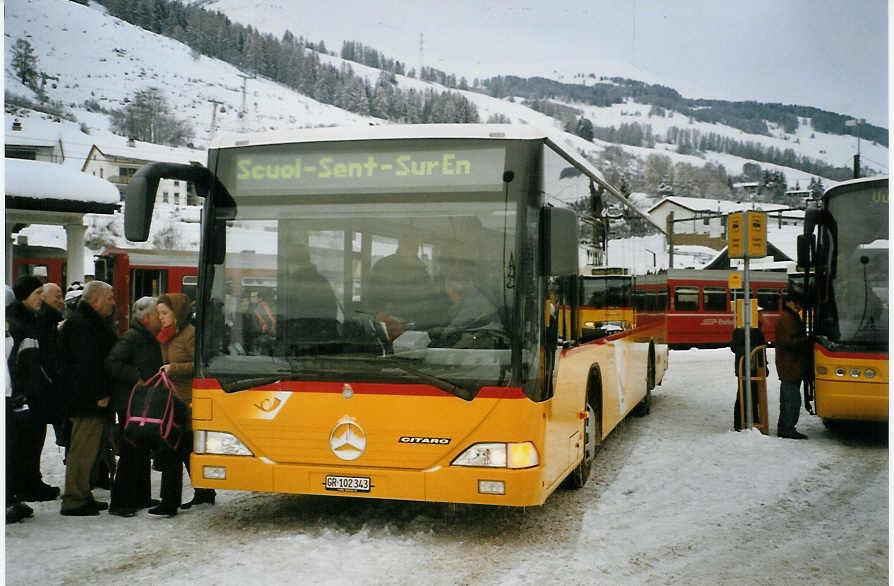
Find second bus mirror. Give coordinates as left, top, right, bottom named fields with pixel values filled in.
left=541, top=207, right=578, bottom=276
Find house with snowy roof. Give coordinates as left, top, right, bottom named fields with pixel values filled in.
left=5, top=118, right=65, bottom=163
left=81, top=142, right=201, bottom=208
left=647, top=196, right=804, bottom=251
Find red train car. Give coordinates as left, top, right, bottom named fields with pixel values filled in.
left=663, top=268, right=787, bottom=349
left=11, top=244, right=68, bottom=287
left=94, top=247, right=199, bottom=334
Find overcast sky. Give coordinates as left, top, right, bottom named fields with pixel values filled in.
left=211, top=0, right=889, bottom=127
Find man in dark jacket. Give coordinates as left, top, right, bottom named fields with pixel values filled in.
left=38, top=283, right=69, bottom=451
left=7, top=275, right=60, bottom=503
left=774, top=290, right=812, bottom=439
left=104, top=296, right=163, bottom=517
left=59, top=280, right=118, bottom=516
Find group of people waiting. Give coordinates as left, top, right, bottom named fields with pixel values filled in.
left=6, top=274, right=214, bottom=523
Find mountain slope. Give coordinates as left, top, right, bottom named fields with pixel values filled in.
left=5, top=0, right=887, bottom=193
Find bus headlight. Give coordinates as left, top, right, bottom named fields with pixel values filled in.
left=850, top=368, right=861, bottom=378
left=194, top=430, right=253, bottom=456
left=864, top=368, right=876, bottom=379
left=451, top=442, right=539, bottom=469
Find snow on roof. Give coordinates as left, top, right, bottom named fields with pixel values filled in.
left=88, top=141, right=204, bottom=166
left=5, top=158, right=119, bottom=203
left=648, top=196, right=803, bottom=217
left=5, top=133, right=58, bottom=148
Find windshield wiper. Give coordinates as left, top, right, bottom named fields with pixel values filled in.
left=377, top=357, right=478, bottom=401
left=214, top=355, right=478, bottom=400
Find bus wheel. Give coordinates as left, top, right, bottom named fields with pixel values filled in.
left=566, top=401, right=599, bottom=489
left=632, top=356, right=654, bottom=417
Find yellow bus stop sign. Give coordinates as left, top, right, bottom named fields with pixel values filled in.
left=746, top=211, right=767, bottom=257
left=728, top=272, right=742, bottom=289
left=728, top=212, right=745, bottom=258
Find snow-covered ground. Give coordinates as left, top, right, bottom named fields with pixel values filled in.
left=5, top=349, right=887, bottom=585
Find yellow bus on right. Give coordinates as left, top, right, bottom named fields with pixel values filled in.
left=798, top=176, right=888, bottom=422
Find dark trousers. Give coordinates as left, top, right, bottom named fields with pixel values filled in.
left=110, top=423, right=152, bottom=510
left=12, top=411, right=48, bottom=494
left=6, top=405, right=26, bottom=501
left=778, top=379, right=802, bottom=435
left=159, top=430, right=193, bottom=508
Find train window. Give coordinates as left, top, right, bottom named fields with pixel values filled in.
left=757, top=289, right=781, bottom=311
left=646, top=292, right=657, bottom=311
left=181, top=275, right=198, bottom=302
left=131, top=269, right=166, bottom=305
left=703, top=287, right=728, bottom=312
left=656, top=289, right=668, bottom=310
left=674, top=287, right=699, bottom=311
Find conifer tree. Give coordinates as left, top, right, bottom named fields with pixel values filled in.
left=11, top=38, right=40, bottom=90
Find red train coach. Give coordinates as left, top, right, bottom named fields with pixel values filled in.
left=94, top=247, right=198, bottom=334
left=664, top=268, right=788, bottom=349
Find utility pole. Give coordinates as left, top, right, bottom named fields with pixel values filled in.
left=665, top=212, right=674, bottom=269
left=237, top=73, right=255, bottom=121
left=208, top=99, right=222, bottom=134
left=419, top=33, right=424, bottom=78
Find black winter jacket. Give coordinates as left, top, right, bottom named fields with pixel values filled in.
left=105, top=320, right=164, bottom=415
left=59, top=300, right=118, bottom=417
left=7, top=301, right=53, bottom=416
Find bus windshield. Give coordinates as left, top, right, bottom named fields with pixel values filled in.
left=826, top=184, right=889, bottom=346
left=200, top=140, right=523, bottom=399
left=582, top=276, right=632, bottom=308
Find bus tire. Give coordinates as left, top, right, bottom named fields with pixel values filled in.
left=632, top=349, right=655, bottom=417
left=566, top=376, right=602, bottom=490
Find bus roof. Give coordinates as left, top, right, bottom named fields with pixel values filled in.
left=824, top=175, right=887, bottom=197
left=210, top=124, right=552, bottom=149
left=210, top=124, right=666, bottom=236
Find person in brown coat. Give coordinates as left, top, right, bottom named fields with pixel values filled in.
left=774, top=290, right=812, bottom=439
left=150, top=293, right=215, bottom=515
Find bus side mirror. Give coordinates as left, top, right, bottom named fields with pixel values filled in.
left=541, top=207, right=578, bottom=276
left=125, top=168, right=161, bottom=242
left=125, top=162, right=234, bottom=242
left=796, top=234, right=812, bottom=269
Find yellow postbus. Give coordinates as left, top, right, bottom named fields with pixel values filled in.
left=798, top=176, right=888, bottom=422
left=578, top=267, right=634, bottom=339
left=124, top=124, right=668, bottom=506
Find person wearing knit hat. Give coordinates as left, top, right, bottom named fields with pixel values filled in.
left=12, top=276, right=44, bottom=308
left=7, top=274, right=61, bottom=509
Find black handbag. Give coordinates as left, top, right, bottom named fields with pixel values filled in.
left=123, top=369, right=186, bottom=450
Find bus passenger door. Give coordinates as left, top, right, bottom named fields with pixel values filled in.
left=543, top=276, right=582, bottom=488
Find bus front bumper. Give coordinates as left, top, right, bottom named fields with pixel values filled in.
left=190, top=454, right=550, bottom=507
left=814, top=379, right=888, bottom=421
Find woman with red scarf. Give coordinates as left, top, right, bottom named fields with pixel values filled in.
left=149, top=293, right=215, bottom=515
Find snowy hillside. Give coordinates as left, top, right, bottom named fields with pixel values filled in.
left=3, top=0, right=887, bottom=265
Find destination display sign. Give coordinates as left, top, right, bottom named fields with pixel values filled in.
left=225, top=146, right=506, bottom=195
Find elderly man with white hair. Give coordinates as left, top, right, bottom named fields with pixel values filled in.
left=59, top=280, right=118, bottom=516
